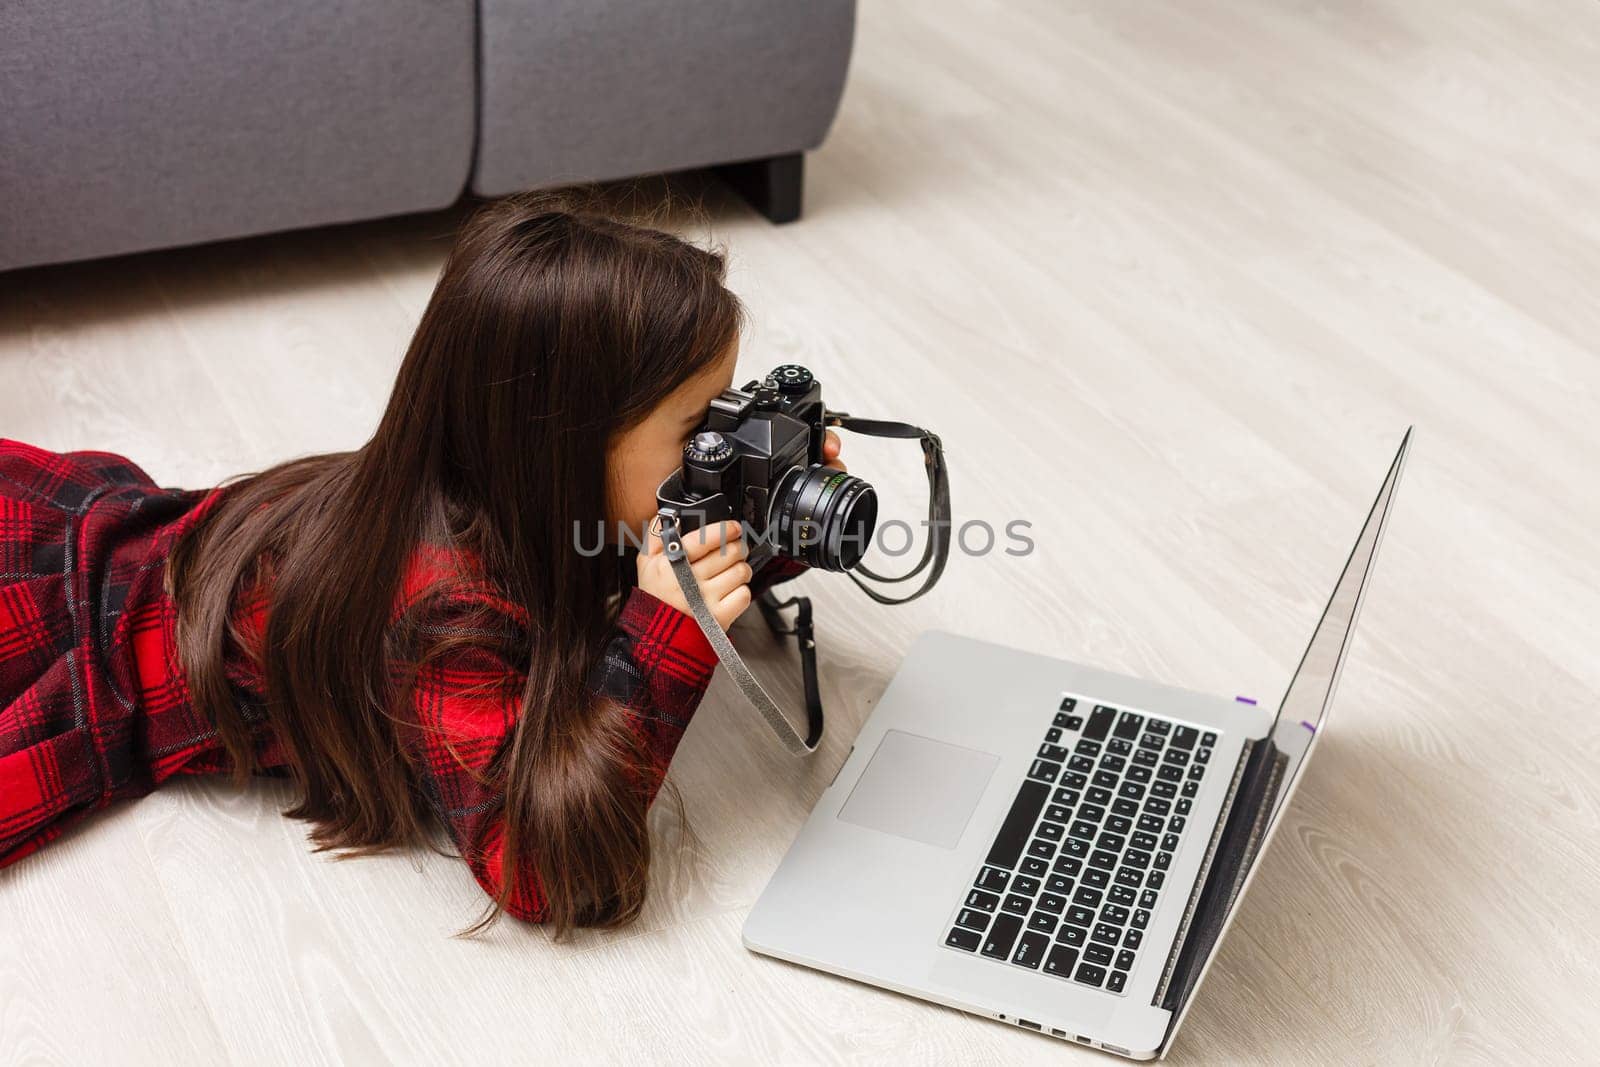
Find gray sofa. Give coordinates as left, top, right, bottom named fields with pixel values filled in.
left=0, top=0, right=854, bottom=273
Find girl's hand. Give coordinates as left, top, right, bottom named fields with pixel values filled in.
left=638, top=519, right=753, bottom=630
left=823, top=429, right=846, bottom=472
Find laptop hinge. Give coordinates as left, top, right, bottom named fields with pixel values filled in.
left=1153, top=734, right=1289, bottom=1015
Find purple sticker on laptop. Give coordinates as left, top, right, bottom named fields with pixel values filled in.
left=1234, top=696, right=1257, bottom=705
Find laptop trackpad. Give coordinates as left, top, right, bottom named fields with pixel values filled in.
left=837, top=730, right=1000, bottom=849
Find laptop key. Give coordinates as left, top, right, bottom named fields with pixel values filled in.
left=1162, top=833, right=1181, bottom=852
left=1037, top=892, right=1067, bottom=914
left=1027, top=839, right=1056, bottom=860
left=1044, top=944, right=1079, bottom=977
left=1012, top=930, right=1050, bottom=969
left=1107, top=970, right=1127, bottom=993
left=1045, top=804, right=1071, bottom=823
left=1081, top=798, right=1109, bottom=818
left=982, top=913, right=1024, bottom=958
left=1073, top=886, right=1102, bottom=908
left=1147, top=871, right=1166, bottom=890
left=1053, top=712, right=1071, bottom=729
left=1157, top=765, right=1184, bottom=783
left=1138, top=733, right=1164, bottom=751
left=976, top=867, right=1010, bottom=892
left=1163, top=748, right=1189, bottom=767
left=1144, top=796, right=1171, bottom=817
left=1075, top=740, right=1102, bottom=758
left=1057, top=924, right=1088, bottom=947
left=1021, top=857, right=1048, bottom=877
left=1114, top=866, right=1143, bottom=888
left=1147, top=719, right=1171, bottom=735
left=1114, top=711, right=1143, bottom=740
left=1154, top=851, right=1172, bottom=871
left=1036, top=821, right=1064, bottom=841
left=1091, top=923, right=1122, bottom=946
left=1063, top=771, right=1089, bottom=790
left=1109, top=885, right=1136, bottom=906
left=1201, top=731, right=1216, bottom=745
left=1188, top=764, right=1206, bottom=781
left=1152, top=781, right=1178, bottom=799
left=1046, top=875, right=1073, bottom=894
left=1176, top=798, right=1192, bottom=815
left=1139, top=889, right=1158, bottom=909
left=1131, top=832, right=1158, bottom=851
left=1181, top=780, right=1198, bottom=798
left=1067, top=755, right=1095, bottom=773
left=1118, top=781, right=1146, bottom=801
left=1027, top=912, right=1058, bottom=935
left=1124, top=849, right=1151, bottom=870
left=1112, top=798, right=1139, bottom=817
left=984, top=780, right=1049, bottom=870
left=1053, top=855, right=1082, bottom=877
left=1086, top=786, right=1113, bottom=805
left=1096, top=832, right=1126, bottom=853
left=947, top=927, right=981, bottom=952
left=1012, top=875, right=1041, bottom=896
left=1106, top=815, right=1132, bottom=835
left=1084, top=705, right=1116, bottom=741
left=1116, top=949, right=1136, bottom=970
left=1099, top=904, right=1130, bottom=925
left=1074, top=962, right=1107, bottom=987
left=1195, top=747, right=1212, bottom=764
left=1092, top=770, right=1118, bottom=789
left=1124, top=929, right=1143, bottom=950
left=1089, top=849, right=1118, bottom=870
left=1065, top=715, right=1083, bottom=731
left=1063, top=837, right=1089, bottom=858
left=1099, top=754, right=1126, bottom=773
left=956, top=909, right=990, bottom=932
left=1070, top=820, right=1098, bottom=840
left=1067, top=905, right=1096, bottom=926
left=1132, top=910, right=1151, bottom=930
left=1039, top=743, right=1069, bottom=762
left=1127, top=765, right=1152, bottom=784
left=1169, top=815, right=1186, bottom=833
left=1172, top=725, right=1198, bottom=750
left=1060, top=697, right=1078, bottom=712
left=1137, top=814, right=1163, bottom=833
left=1029, top=760, right=1061, bottom=784
left=1045, top=727, right=1061, bottom=744
left=1084, top=943, right=1114, bottom=966
left=1108, top=738, right=1133, bottom=756
left=1083, top=867, right=1110, bottom=888
left=966, top=889, right=1000, bottom=911
left=1003, top=894, right=1032, bottom=914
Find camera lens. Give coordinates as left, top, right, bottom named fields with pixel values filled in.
left=771, top=465, right=878, bottom=571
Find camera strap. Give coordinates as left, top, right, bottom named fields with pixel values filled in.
left=657, top=512, right=823, bottom=754
left=654, top=416, right=949, bottom=756
left=823, top=412, right=951, bottom=605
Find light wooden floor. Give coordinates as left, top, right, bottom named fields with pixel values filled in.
left=4, top=1, right=1598, bottom=1062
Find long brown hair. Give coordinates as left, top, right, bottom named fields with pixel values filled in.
left=166, top=189, right=743, bottom=937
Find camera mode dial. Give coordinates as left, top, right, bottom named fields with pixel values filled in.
left=768, top=364, right=814, bottom=396
left=684, top=431, right=734, bottom=466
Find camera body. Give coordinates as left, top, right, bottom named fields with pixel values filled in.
left=655, top=364, right=877, bottom=571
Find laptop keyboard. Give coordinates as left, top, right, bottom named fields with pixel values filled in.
left=942, top=698, right=1216, bottom=996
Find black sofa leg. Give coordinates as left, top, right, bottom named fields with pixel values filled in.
left=713, top=152, right=804, bottom=224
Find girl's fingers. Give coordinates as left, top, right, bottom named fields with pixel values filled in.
left=702, top=560, right=754, bottom=600
left=823, top=429, right=846, bottom=471
left=690, top=530, right=748, bottom=579
left=679, top=520, right=742, bottom=563
left=713, top=584, right=753, bottom=628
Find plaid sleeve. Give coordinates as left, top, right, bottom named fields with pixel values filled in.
left=412, top=587, right=719, bottom=923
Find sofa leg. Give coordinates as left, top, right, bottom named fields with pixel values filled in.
left=713, top=152, right=804, bottom=224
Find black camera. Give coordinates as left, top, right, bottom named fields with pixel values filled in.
left=654, top=364, right=878, bottom=571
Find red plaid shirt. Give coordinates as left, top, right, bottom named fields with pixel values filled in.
left=0, top=438, right=802, bottom=921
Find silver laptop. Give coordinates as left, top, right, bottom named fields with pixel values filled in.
left=744, top=430, right=1411, bottom=1059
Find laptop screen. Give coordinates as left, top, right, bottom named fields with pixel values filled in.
left=1262, top=429, right=1411, bottom=833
